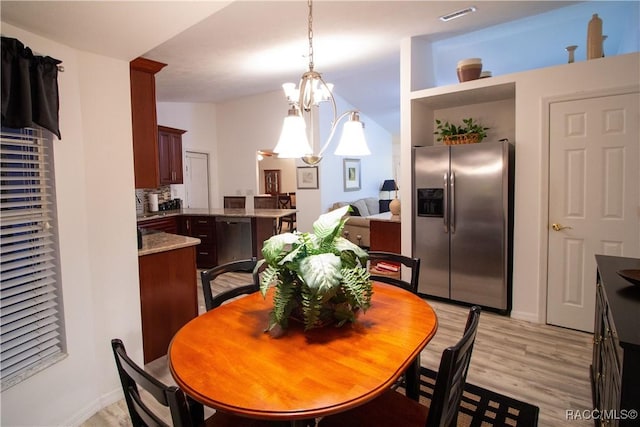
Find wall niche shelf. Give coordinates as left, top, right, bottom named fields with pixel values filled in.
left=410, top=81, right=516, bottom=147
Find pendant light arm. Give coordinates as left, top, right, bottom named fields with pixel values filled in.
left=317, top=110, right=354, bottom=157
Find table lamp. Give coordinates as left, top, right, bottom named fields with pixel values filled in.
left=381, top=180, right=400, bottom=215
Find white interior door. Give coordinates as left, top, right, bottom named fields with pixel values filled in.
left=185, top=151, right=210, bottom=209
left=547, top=92, right=639, bottom=332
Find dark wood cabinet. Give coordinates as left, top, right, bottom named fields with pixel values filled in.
left=130, top=57, right=166, bottom=189
left=181, top=216, right=216, bottom=268
left=137, top=216, right=178, bottom=234
left=138, top=245, right=198, bottom=363
left=370, top=219, right=401, bottom=253
left=592, top=255, right=640, bottom=427
left=158, top=125, right=186, bottom=185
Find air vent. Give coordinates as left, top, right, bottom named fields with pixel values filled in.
left=439, top=6, right=477, bottom=22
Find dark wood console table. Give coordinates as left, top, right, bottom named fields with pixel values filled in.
left=592, top=255, right=640, bottom=426
left=370, top=216, right=401, bottom=253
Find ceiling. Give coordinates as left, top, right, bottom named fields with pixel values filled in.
left=1, top=1, right=577, bottom=135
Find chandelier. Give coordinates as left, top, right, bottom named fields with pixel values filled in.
left=273, top=0, right=370, bottom=165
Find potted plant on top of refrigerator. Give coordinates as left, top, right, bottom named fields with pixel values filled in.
left=434, top=117, right=489, bottom=145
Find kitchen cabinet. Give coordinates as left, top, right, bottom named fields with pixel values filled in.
left=130, top=57, right=166, bottom=189
left=138, top=241, right=198, bottom=363
left=180, top=216, right=216, bottom=268
left=137, top=216, right=178, bottom=234
left=158, top=125, right=186, bottom=185
left=591, top=255, right=640, bottom=426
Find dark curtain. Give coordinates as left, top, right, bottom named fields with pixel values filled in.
left=1, top=37, right=62, bottom=139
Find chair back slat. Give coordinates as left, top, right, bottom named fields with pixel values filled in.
left=200, top=258, right=259, bottom=311
left=111, top=339, right=199, bottom=427
left=368, top=251, right=420, bottom=294
left=129, top=387, right=170, bottom=427
left=254, top=195, right=278, bottom=209
left=277, top=194, right=292, bottom=209
left=224, top=196, right=246, bottom=208
left=426, top=306, right=481, bottom=427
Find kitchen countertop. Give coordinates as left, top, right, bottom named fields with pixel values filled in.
left=136, top=208, right=297, bottom=222
left=138, top=232, right=201, bottom=257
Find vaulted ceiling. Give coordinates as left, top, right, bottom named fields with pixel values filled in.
left=1, top=1, right=578, bottom=134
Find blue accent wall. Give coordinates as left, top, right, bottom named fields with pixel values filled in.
left=431, top=1, right=640, bottom=87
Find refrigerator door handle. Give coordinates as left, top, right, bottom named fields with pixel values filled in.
left=443, top=173, right=449, bottom=232
left=450, top=171, right=456, bottom=234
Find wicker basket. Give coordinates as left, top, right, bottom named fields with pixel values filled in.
left=443, top=133, right=481, bottom=145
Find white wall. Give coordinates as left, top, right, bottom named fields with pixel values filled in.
left=156, top=102, right=219, bottom=207
left=401, top=45, right=640, bottom=324
left=216, top=90, right=289, bottom=207
left=1, top=24, right=142, bottom=426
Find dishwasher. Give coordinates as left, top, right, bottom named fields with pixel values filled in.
left=215, top=217, right=253, bottom=264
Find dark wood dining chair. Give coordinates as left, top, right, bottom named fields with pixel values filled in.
left=367, top=251, right=421, bottom=399
left=253, top=195, right=277, bottom=209
left=223, top=196, right=246, bottom=209
left=200, top=258, right=260, bottom=312
left=111, top=338, right=282, bottom=427
left=319, top=306, right=482, bottom=427
left=277, top=194, right=296, bottom=233
left=368, top=251, right=420, bottom=293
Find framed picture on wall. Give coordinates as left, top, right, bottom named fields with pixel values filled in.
left=297, top=166, right=319, bottom=189
left=343, top=158, right=361, bottom=191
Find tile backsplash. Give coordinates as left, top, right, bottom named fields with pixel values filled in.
left=135, top=185, right=173, bottom=214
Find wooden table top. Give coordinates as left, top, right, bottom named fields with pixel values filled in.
left=168, top=282, right=438, bottom=421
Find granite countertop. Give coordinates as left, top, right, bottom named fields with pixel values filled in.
left=136, top=208, right=297, bottom=222
left=138, top=232, right=201, bottom=256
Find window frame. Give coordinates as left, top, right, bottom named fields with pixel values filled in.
left=0, top=126, right=66, bottom=390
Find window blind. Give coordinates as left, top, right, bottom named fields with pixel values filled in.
left=0, top=127, right=65, bottom=390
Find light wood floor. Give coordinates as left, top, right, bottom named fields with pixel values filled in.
left=83, top=272, right=594, bottom=427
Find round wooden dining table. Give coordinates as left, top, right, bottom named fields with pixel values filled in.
left=168, top=282, right=438, bottom=424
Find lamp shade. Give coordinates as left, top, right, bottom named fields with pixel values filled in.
left=334, top=115, right=370, bottom=156
left=274, top=112, right=313, bottom=158
left=380, top=179, right=398, bottom=191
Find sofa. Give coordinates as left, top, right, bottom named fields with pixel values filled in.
left=331, top=197, right=392, bottom=248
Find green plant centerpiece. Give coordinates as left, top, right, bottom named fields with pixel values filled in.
left=434, top=117, right=489, bottom=144
left=257, top=205, right=372, bottom=334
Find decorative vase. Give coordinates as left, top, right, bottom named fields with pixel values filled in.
left=456, top=58, right=482, bottom=82
left=389, top=198, right=401, bottom=216
left=565, top=45, right=578, bottom=63
left=587, top=14, right=603, bottom=60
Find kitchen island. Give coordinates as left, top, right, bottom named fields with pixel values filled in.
left=138, top=231, right=200, bottom=363
left=137, top=208, right=297, bottom=268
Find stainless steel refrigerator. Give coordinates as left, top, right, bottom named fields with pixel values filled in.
left=413, top=142, right=514, bottom=312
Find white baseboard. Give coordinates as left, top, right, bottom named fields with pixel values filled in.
left=67, top=388, right=123, bottom=427
left=510, top=310, right=541, bottom=324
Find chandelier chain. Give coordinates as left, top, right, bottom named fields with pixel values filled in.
left=307, top=0, right=314, bottom=71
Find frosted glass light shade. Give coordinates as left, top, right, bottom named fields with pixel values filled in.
left=274, top=114, right=312, bottom=158
left=334, top=118, right=370, bottom=156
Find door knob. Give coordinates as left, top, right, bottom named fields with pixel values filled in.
left=552, top=223, right=572, bottom=231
